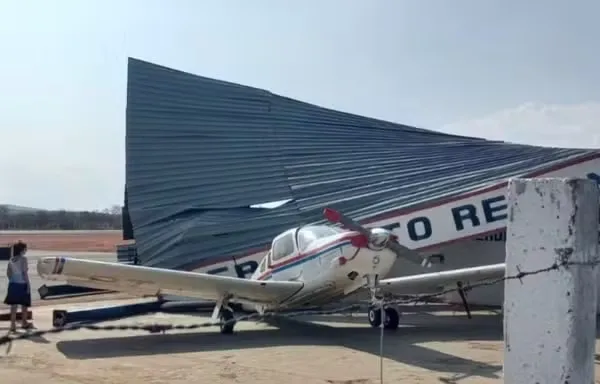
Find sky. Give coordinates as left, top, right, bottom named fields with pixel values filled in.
left=0, top=0, right=599, bottom=211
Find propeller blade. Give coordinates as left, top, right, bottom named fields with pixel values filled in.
left=323, top=207, right=432, bottom=268
left=323, top=208, right=370, bottom=237
left=386, top=240, right=432, bottom=268
left=322, top=208, right=342, bottom=223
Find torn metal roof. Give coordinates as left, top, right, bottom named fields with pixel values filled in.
left=125, top=57, right=598, bottom=270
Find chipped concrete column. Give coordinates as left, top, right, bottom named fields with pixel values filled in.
left=503, top=178, right=599, bottom=383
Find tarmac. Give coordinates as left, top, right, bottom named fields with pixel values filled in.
left=1, top=298, right=510, bottom=383
left=3, top=297, right=600, bottom=383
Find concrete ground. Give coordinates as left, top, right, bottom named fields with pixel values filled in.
left=0, top=298, right=511, bottom=384
left=0, top=250, right=116, bottom=303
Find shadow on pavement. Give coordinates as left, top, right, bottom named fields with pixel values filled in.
left=57, top=311, right=505, bottom=382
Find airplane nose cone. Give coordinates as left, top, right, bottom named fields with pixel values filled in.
left=368, top=228, right=392, bottom=251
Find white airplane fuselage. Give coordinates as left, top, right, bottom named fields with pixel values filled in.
left=248, top=230, right=398, bottom=313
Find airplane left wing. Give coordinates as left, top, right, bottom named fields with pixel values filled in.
left=37, top=257, right=303, bottom=305
left=378, top=263, right=506, bottom=296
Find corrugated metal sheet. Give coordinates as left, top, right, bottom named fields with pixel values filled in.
left=125, top=57, right=598, bottom=270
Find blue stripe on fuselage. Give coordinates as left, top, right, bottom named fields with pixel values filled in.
left=262, top=241, right=350, bottom=281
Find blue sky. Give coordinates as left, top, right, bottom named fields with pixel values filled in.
left=1, top=0, right=599, bottom=210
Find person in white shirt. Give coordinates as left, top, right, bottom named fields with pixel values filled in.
left=4, top=241, right=33, bottom=332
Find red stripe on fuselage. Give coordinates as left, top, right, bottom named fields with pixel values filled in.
left=256, top=232, right=359, bottom=281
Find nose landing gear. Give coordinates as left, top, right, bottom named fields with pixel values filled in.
left=364, top=273, right=400, bottom=331
left=367, top=305, right=400, bottom=330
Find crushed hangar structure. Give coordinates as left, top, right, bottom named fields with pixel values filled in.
left=122, top=57, right=600, bottom=307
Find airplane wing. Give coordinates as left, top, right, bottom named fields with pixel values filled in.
left=378, top=263, right=506, bottom=296
left=37, top=257, right=303, bottom=305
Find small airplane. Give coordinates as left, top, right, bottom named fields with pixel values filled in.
left=37, top=208, right=506, bottom=334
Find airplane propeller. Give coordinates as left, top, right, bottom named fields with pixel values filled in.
left=323, top=208, right=432, bottom=268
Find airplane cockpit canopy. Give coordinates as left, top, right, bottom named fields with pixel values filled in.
left=256, top=225, right=346, bottom=274
left=296, top=225, right=344, bottom=252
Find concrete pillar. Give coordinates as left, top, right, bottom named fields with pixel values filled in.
left=503, top=178, right=599, bottom=383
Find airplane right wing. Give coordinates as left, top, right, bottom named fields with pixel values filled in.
left=37, top=257, right=303, bottom=305
left=378, top=263, right=506, bottom=296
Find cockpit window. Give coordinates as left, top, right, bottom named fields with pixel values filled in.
left=297, top=225, right=342, bottom=251
left=258, top=255, right=268, bottom=273
left=272, top=233, right=296, bottom=261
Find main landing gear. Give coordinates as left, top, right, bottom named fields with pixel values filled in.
left=364, top=273, right=400, bottom=331
left=219, top=308, right=236, bottom=334
left=212, top=296, right=236, bottom=334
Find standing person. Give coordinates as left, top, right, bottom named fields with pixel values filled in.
left=4, top=241, right=33, bottom=332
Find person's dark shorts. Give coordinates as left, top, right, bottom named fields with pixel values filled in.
left=4, top=282, right=31, bottom=307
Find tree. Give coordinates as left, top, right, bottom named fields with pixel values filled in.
left=0, top=205, right=123, bottom=230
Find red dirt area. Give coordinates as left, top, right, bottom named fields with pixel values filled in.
left=0, top=232, right=131, bottom=252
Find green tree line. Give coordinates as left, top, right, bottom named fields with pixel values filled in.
left=0, top=205, right=122, bottom=230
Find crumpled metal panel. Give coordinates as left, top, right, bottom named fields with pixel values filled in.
left=125, top=57, right=597, bottom=270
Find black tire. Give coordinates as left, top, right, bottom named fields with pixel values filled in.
left=367, top=306, right=382, bottom=328
left=53, top=312, right=67, bottom=328
left=220, top=309, right=236, bottom=334
left=383, top=307, right=399, bottom=330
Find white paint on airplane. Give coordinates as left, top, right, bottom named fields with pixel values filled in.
left=37, top=208, right=505, bottom=334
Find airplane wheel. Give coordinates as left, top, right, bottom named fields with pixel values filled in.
left=367, top=306, right=381, bottom=328
left=383, top=307, right=399, bottom=330
left=53, top=311, right=67, bottom=328
left=219, top=309, right=236, bottom=335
